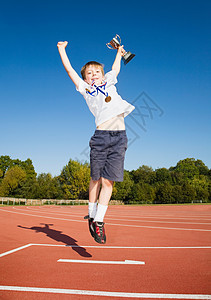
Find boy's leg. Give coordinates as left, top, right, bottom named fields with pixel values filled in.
left=98, top=177, right=114, bottom=206
left=94, top=177, right=113, bottom=221
left=88, top=178, right=101, bottom=218
left=85, top=178, right=101, bottom=238
left=92, top=178, right=113, bottom=244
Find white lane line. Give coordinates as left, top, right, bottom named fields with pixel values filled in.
left=0, top=208, right=85, bottom=223
left=16, top=208, right=211, bottom=225
left=107, top=213, right=211, bottom=218
left=16, top=207, right=211, bottom=220
left=1, top=243, right=210, bottom=259
left=14, top=207, right=85, bottom=219
left=0, top=244, right=32, bottom=258
left=58, top=259, right=145, bottom=265
left=107, top=215, right=211, bottom=221
left=0, top=208, right=211, bottom=232
left=0, top=286, right=210, bottom=299
left=107, top=219, right=211, bottom=225
left=0, top=243, right=211, bottom=257
left=33, top=243, right=211, bottom=249
left=106, top=222, right=211, bottom=232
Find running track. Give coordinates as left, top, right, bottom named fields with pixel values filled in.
left=0, top=204, right=210, bottom=299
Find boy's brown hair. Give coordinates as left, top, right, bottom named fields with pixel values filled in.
left=81, top=61, right=104, bottom=80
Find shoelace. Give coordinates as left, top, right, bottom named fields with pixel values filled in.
left=96, top=223, right=104, bottom=237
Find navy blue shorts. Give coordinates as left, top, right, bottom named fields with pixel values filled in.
left=89, top=130, right=128, bottom=182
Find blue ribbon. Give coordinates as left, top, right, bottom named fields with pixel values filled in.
left=86, top=81, right=109, bottom=98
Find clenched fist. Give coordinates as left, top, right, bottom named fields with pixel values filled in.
left=57, top=41, right=68, bottom=49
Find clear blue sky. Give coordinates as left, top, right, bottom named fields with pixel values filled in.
left=1, top=0, right=210, bottom=176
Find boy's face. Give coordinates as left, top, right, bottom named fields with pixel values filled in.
left=84, top=65, right=104, bottom=85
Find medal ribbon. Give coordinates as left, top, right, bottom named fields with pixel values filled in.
left=86, top=81, right=109, bottom=98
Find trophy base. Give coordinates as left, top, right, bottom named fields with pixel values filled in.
left=122, top=52, right=135, bottom=65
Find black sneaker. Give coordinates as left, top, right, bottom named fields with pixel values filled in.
left=84, top=215, right=94, bottom=237
left=92, top=221, right=106, bottom=244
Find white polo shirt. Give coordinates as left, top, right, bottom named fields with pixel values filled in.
left=76, top=70, right=135, bottom=127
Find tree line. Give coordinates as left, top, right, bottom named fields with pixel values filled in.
left=0, top=155, right=210, bottom=204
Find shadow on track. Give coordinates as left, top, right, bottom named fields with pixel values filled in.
left=18, top=223, right=92, bottom=257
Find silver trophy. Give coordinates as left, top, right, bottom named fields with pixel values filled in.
left=106, top=34, right=135, bottom=65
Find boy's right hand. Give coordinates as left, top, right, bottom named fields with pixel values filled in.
left=57, top=41, right=68, bottom=49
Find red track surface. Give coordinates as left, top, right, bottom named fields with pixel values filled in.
left=0, top=204, right=211, bottom=299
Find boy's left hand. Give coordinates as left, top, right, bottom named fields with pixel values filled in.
left=117, top=45, right=126, bottom=57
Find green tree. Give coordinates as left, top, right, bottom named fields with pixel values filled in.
left=129, top=182, right=156, bottom=204
left=0, top=166, right=27, bottom=196
left=19, top=177, right=38, bottom=199
left=0, top=169, right=3, bottom=181
left=190, top=175, right=209, bottom=202
left=171, top=185, right=183, bottom=203
left=155, top=168, right=172, bottom=184
left=0, top=155, right=12, bottom=176
left=170, top=171, right=184, bottom=185
left=131, top=165, right=155, bottom=184
left=181, top=182, right=196, bottom=203
left=195, top=159, right=209, bottom=176
left=59, top=159, right=90, bottom=199
left=12, top=158, right=37, bottom=179
left=112, top=170, right=134, bottom=202
left=208, top=181, right=211, bottom=202
left=172, top=158, right=199, bottom=180
left=155, top=182, right=174, bottom=204
left=12, top=158, right=37, bottom=198
left=34, top=173, right=63, bottom=199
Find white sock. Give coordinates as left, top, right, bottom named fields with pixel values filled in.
left=88, top=202, right=97, bottom=219
left=94, top=203, right=108, bottom=223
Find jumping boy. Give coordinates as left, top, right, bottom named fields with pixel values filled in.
left=57, top=41, right=135, bottom=244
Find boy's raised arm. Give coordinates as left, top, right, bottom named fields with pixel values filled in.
left=112, top=45, right=125, bottom=77
left=57, top=41, right=80, bottom=89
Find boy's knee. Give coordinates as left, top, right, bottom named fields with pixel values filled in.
left=90, top=178, right=100, bottom=183
left=101, top=177, right=113, bottom=188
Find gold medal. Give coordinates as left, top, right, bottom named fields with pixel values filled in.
left=105, top=96, right=111, bottom=102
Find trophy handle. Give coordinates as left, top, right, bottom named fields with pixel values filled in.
left=106, top=42, right=114, bottom=49
left=115, top=34, right=121, bottom=45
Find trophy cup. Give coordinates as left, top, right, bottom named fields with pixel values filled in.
left=106, top=34, right=135, bottom=65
